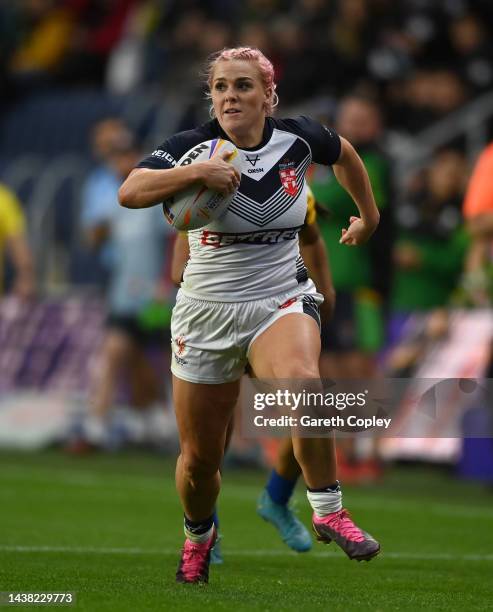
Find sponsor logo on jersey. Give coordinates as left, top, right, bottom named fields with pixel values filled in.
left=278, top=159, right=298, bottom=196
left=199, top=227, right=301, bottom=248
left=152, top=149, right=177, bottom=166
left=180, top=143, right=209, bottom=165
left=247, top=167, right=264, bottom=174
left=245, top=154, right=261, bottom=166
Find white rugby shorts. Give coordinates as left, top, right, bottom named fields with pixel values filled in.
left=170, top=280, right=323, bottom=384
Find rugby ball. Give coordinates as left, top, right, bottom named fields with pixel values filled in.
left=162, top=139, right=242, bottom=230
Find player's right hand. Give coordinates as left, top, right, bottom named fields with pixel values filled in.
left=201, top=149, right=241, bottom=194
left=340, top=215, right=377, bottom=246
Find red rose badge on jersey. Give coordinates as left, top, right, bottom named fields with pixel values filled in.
left=279, top=160, right=298, bottom=196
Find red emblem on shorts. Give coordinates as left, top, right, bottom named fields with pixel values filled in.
left=279, top=160, right=298, bottom=196
left=279, top=297, right=297, bottom=309
left=175, top=335, right=186, bottom=355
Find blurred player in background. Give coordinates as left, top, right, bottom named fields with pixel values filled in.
left=0, top=182, right=35, bottom=300
left=309, top=93, right=391, bottom=380
left=119, top=47, right=381, bottom=584
left=460, top=140, right=493, bottom=482
left=78, top=118, right=134, bottom=288
left=171, top=186, right=335, bottom=561
left=308, top=93, right=392, bottom=481
left=462, top=140, right=493, bottom=379
left=462, top=141, right=493, bottom=307
left=68, top=123, right=174, bottom=452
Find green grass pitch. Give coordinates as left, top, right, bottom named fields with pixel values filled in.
left=1, top=450, right=492, bottom=611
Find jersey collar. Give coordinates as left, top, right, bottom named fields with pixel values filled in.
left=214, top=117, right=273, bottom=152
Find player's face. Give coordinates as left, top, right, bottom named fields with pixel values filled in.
left=211, top=60, right=269, bottom=144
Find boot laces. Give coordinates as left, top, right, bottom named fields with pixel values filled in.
left=180, top=539, right=209, bottom=580
left=329, top=509, right=365, bottom=542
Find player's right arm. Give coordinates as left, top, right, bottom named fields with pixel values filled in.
left=118, top=150, right=239, bottom=209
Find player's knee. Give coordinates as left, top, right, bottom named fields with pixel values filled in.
left=271, top=360, right=319, bottom=380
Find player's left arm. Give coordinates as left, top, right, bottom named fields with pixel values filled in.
left=286, top=116, right=379, bottom=246
left=332, top=137, right=380, bottom=246
left=299, top=222, right=335, bottom=323
left=171, top=232, right=189, bottom=287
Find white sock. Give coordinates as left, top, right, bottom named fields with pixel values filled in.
left=184, top=524, right=214, bottom=544
left=307, top=487, right=342, bottom=518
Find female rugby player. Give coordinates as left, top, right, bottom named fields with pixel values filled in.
left=171, top=186, right=335, bottom=561
left=119, top=47, right=381, bottom=584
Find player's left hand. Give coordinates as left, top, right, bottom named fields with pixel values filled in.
left=339, top=216, right=376, bottom=246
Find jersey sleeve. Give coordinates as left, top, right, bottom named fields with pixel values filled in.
left=136, top=134, right=184, bottom=170
left=282, top=116, right=341, bottom=166
left=136, top=123, right=216, bottom=171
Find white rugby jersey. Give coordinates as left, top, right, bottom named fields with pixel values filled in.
left=137, top=116, right=341, bottom=301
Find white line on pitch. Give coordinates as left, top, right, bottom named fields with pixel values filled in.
left=0, top=545, right=492, bottom=561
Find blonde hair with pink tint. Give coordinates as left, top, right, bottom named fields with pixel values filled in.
left=206, top=47, right=279, bottom=115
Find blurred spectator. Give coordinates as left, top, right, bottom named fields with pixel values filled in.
left=245, top=0, right=284, bottom=22
left=79, top=117, right=134, bottom=287
left=0, top=3, right=24, bottom=110
left=387, top=68, right=468, bottom=133
left=105, top=1, right=155, bottom=94
left=461, top=142, right=493, bottom=307
left=0, top=183, right=35, bottom=300
left=9, top=0, right=74, bottom=85
left=391, top=149, right=469, bottom=315
left=69, top=123, right=174, bottom=451
left=309, top=93, right=392, bottom=379
left=3, top=0, right=491, bottom=135
left=58, top=0, right=136, bottom=86
left=448, top=12, right=493, bottom=94
left=237, top=21, right=271, bottom=52
left=326, top=0, right=373, bottom=94
left=460, top=138, right=493, bottom=483
left=271, top=18, right=315, bottom=105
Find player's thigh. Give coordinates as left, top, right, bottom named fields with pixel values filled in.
left=248, top=313, right=321, bottom=379
left=173, top=375, right=240, bottom=464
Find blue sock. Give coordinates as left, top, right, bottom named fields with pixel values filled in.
left=266, top=469, right=298, bottom=506
left=212, top=508, right=219, bottom=530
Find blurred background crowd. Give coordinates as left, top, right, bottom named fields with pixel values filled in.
left=0, top=0, right=492, bottom=482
